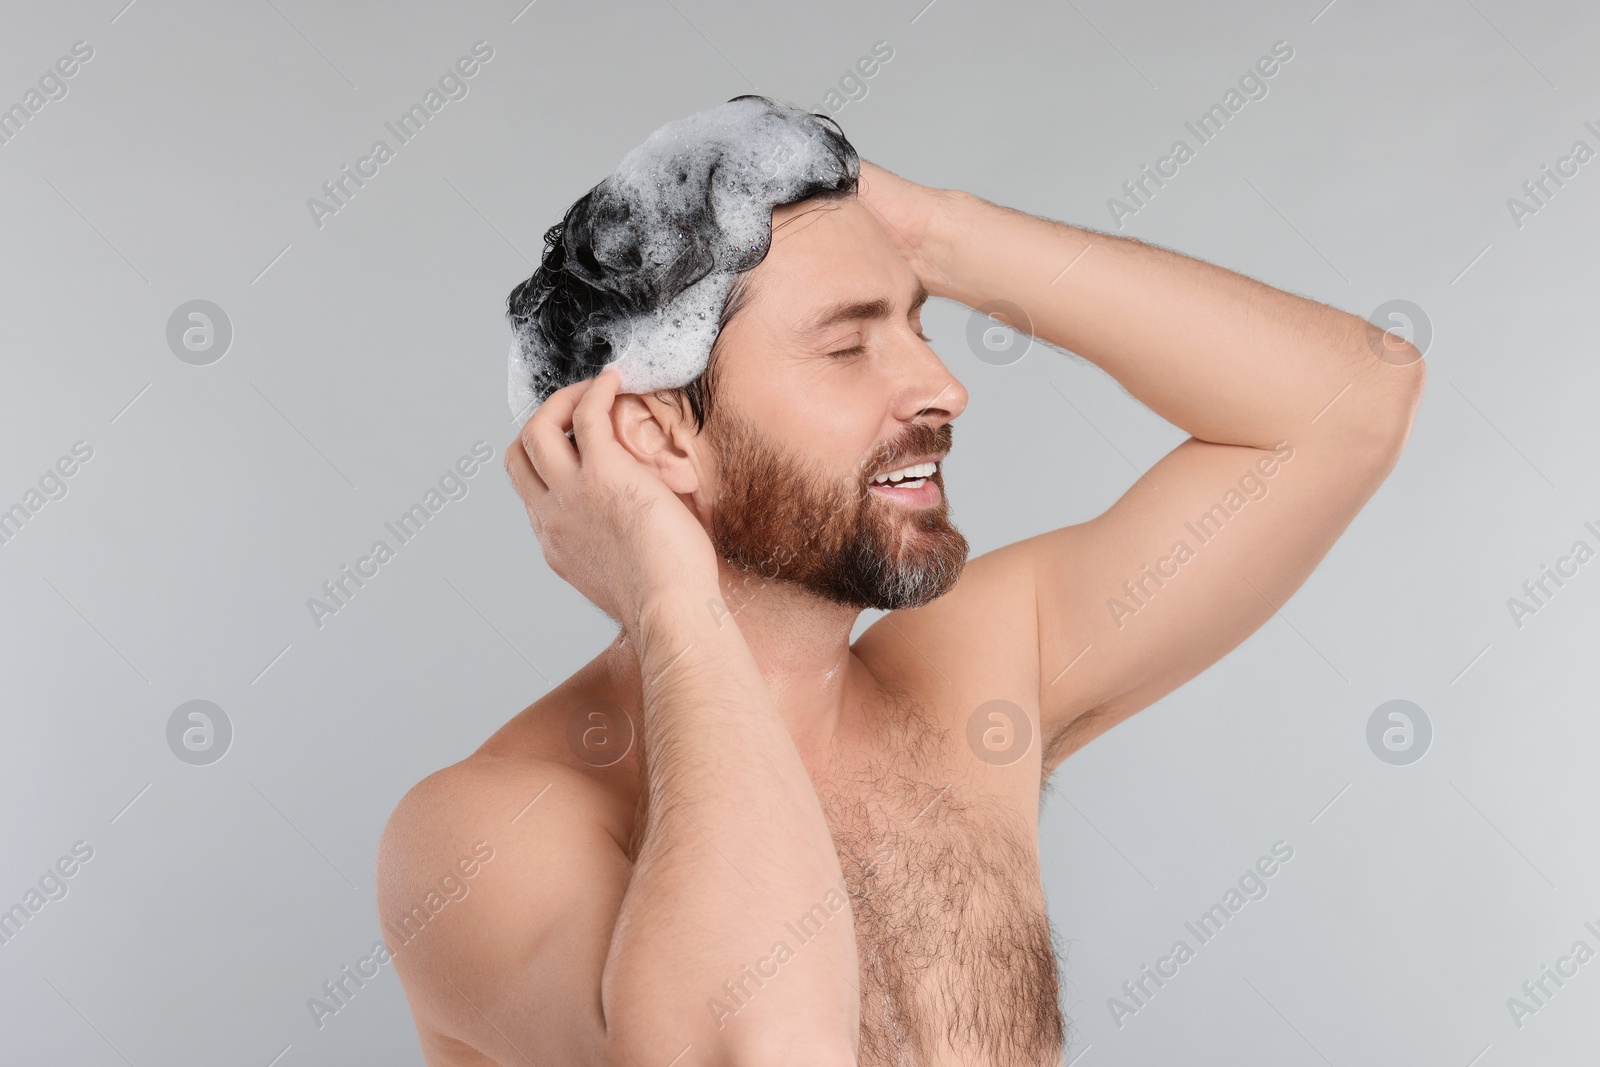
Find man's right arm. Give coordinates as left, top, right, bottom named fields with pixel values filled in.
left=378, top=588, right=860, bottom=1067
left=608, top=587, right=862, bottom=1062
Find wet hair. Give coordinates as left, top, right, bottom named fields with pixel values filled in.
left=505, top=94, right=860, bottom=430
left=670, top=267, right=757, bottom=431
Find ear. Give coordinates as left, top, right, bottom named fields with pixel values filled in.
left=611, top=393, right=704, bottom=495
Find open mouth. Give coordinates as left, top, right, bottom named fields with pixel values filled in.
left=868, top=460, right=941, bottom=506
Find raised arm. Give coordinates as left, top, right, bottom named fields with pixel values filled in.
left=918, top=182, right=1422, bottom=460
left=380, top=370, right=860, bottom=1066
left=606, top=588, right=862, bottom=1063
left=860, top=163, right=1424, bottom=767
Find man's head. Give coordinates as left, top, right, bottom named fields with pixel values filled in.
left=508, top=98, right=970, bottom=612
left=693, top=196, right=971, bottom=610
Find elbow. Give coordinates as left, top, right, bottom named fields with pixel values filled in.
left=1344, top=336, right=1426, bottom=459
left=1378, top=350, right=1425, bottom=452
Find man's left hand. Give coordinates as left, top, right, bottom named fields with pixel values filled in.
left=856, top=159, right=959, bottom=289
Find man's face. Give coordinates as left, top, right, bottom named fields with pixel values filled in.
left=698, top=195, right=971, bottom=611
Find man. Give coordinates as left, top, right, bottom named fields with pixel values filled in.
left=377, top=96, right=1423, bottom=1066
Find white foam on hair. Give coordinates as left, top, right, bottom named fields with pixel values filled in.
left=508, top=97, right=855, bottom=416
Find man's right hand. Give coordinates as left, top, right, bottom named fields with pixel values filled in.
left=504, top=364, right=721, bottom=628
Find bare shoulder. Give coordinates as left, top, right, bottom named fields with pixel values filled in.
left=376, top=654, right=642, bottom=907
left=374, top=750, right=627, bottom=956
left=853, top=539, right=1046, bottom=777
left=855, top=538, right=1039, bottom=693
left=375, top=738, right=637, bottom=1061
left=377, top=751, right=618, bottom=893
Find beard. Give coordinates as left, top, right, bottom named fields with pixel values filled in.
left=704, top=404, right=969, bottom=611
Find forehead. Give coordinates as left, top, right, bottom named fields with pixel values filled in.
left=742, top=196, right=917, bottom=330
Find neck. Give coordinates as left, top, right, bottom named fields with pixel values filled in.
left=607, top=561, right=868, bottom=774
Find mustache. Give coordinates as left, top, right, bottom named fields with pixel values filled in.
left=862, top=422, right=953, bottom=480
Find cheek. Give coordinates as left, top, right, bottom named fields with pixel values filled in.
left=727, top=358, right=890, bottom=480
left=829, top=425, right=885, bottom=488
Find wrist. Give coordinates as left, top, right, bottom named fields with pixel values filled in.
left=629, top=579, right=731, bottom=645
left=918, top=188, right=979, bottom=301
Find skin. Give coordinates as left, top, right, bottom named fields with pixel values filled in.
left=376, top=161, right=1425, bottom=1066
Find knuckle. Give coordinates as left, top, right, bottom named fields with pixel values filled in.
left=521, top=411, right=544, bottom=445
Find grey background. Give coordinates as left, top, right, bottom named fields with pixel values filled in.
left=2, top=0, right=1596, bottom=1063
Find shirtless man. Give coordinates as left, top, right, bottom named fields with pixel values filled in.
left=377, top=98, right=1423, bottom=1065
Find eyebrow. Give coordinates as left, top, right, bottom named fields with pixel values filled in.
left=796, top=281, right=930, bottom=338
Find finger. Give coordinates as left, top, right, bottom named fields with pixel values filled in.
left=503, top=435, right=548, bottom=505
left=522, top=377, right=595, bottom=487
left=571, top=364, right=623, bottom=460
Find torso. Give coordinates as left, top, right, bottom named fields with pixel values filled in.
left=813, top=681, right=1065, bottom=1066
left=432, top=638, right=1066, bottom=1066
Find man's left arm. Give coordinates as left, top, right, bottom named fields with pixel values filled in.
left=909, top=184, right=1425, bottom=769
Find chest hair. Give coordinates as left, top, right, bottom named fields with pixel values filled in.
left=817, top=684, right=1067, bottom=1066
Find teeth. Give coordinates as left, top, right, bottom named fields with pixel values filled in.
left=872, top=461, right=937, bottom=484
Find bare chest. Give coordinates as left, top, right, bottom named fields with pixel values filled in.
left=816, top=691, right=1065, bottom=1066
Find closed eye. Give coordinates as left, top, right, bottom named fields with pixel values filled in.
left=829, top=331, right=934, bottom=359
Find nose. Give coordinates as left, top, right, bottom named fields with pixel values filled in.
left=893, top=339, right=968, bottom=427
